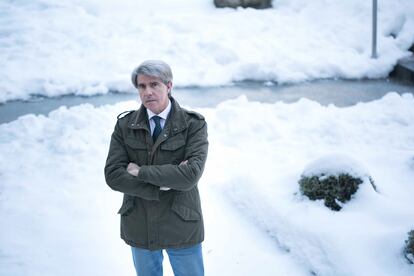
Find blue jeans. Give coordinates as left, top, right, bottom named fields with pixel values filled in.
left=131, top=244, right=204, bottom=276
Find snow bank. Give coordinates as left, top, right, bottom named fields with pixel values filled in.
left=1, top=0, right=414, bottom=102
left=301, top=154, right=371, bottom=179
left=203, top=92, right=414, bottom=275
left=1, top=93, right=414, bottom=275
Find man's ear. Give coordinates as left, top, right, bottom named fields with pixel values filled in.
left=167, top=81, right=173, bottom=92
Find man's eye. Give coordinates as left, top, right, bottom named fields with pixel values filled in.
left=138, top=84, right=145, bottom=89
left=150, top=82, right=159, bottom=88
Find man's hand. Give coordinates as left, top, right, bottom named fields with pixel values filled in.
left=127, top=162, right=140, bottom=176
left=160, top=160, right=188, bottom=191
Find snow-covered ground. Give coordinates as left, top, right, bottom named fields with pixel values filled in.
left=1, top=0, right=414, bottom=102
left=1, top=93, right=414, bottom=276
left=2, top=0, right=414, bottom=275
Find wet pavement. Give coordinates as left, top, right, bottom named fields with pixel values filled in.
left=0, top=78, right=413, bottom=124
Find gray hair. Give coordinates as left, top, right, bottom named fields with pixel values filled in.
left=131, top=60, right=173, bottom=89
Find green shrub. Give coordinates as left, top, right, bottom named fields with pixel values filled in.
left=299, top=173, right=362, bottom=211
left=404, top=230, right=414, bottom=264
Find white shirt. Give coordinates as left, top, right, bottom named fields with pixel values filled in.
left=146, top=100, right=172, bottom=135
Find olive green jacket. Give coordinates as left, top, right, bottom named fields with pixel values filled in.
left=104, top=97, right=208, bottom=250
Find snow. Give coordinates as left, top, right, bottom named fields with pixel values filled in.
left=2, top=0, right=414, bottom=274
left=1, top=93, right=414, bottom=275
left=1, top=0, right=414, bottom=102
left=301, top=154, right=371, bottom=179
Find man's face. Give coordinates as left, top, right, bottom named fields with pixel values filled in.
left=137, top=74, right=172, bottom=114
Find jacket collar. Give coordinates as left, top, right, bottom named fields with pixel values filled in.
left=167, top=98, right=188, bottom=136
left=127, top=97, right=188, bottom=136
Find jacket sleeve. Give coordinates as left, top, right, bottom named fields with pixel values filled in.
left=137, top=120, right=208, bottom=192
left=104, top=121, right=160, bottom=201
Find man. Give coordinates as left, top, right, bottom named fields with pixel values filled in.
left=104, top=60, right=208, bottom=276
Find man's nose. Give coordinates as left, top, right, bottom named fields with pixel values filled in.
left=142, top=87, right=153, bottom=96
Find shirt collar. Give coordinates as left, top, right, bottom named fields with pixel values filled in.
left=147, top=99, right=172, bottom=121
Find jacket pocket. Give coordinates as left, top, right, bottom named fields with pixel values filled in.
left=117, top=199, right=134, bottom=216
left=171, top=192, right=201, bottom=221
left=125, top=137, right=147, bottom=150
left=171, top=203, right=200, bottom=221
left=125, top=136, right=148, bottom=164
left=160, top=138, right=186, bottom=151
